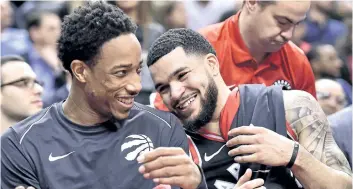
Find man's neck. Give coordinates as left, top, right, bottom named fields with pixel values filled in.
left=204, top=81, right=231, bottom=135
left=238, top=11, right=267, bottom=63
left=63, top=83, right=111, bottom=126
left=1, top=113, right=18, bottom=133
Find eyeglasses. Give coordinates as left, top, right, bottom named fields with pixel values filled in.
left=317, top=91, right=347, bottom=106
left=1, top=78, right=44, bottom=89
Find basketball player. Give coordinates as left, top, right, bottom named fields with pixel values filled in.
left=1, top=2, right=206, bottom=189
left=153, top=0, right=317, bottom=111
left=145, top=28, right=352, bottom=189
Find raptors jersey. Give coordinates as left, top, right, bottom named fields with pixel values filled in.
left=187, top=131, right=238, bottom=189
left=188, top=85, right=304, bottom=189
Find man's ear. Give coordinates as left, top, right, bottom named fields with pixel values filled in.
left=205, top=53, right=220, bottom=77
left=244, top=0, right=261, bottom=13
left=70, top=60, right=90, bottom=83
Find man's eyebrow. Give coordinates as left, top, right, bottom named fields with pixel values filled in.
left=276, top=15, right=306, bottom=24
left=154, top=66, right=188, bottom=91
left=111, top=63, right=133, bottom=70
left=111, top=60, right=144, bottom=70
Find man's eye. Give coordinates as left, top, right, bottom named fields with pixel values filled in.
left=278, top=21, right=287, bottom=25
left=17, top=80, right=29, bottom=87
left=178, top=72, right=188, bottom=80
left=114, top=70, right=127, bottom=77
left=159, top=86, right=169, bottom=94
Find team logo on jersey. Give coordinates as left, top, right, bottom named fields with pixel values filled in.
left=273, top=80, right=292, bottom=90
left=121, top=134, right=154, bottom=161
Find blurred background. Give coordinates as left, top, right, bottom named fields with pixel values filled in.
left=1, top=0, right=352, bottom=116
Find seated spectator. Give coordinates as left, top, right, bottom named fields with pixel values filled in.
left=1, top=55, right=43, bottom=134
left=110, top=1, right=165, bottom=51
left=163, top=1, right=187, bottom=30
left=328, top=106, right=352, bottom=169
left=292, top=22, right=312, bottom=54
left=183, top=0, right=237, bottom=30
left=43, top=72, right=71, bottom=107
left=336, top=16, right=352, bottom=85
left=303, top=1, right=348, bottom=45
left=1, top=0, right=30, bottom=56
left=308, top=44, right=352, bottom=105
left=316, top=79, right=347, bottom=116
left=23, top=11, right=65, bottom=105
left=13, top=0, right=70, bottom=29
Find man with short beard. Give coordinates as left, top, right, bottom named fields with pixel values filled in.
left=146, top=28, right=352, bottom=189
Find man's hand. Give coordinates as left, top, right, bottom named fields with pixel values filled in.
left=138, top=147, right=201, bottom=189
left=227, top=125, right=295, bottom=166
left=234, top=169, right=265, bottom=189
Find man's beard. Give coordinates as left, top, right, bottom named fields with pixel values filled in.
left=183, top=77, right=218, bottom=132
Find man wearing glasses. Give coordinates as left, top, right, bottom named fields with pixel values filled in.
left=315, top=78, right=347, bottom=116
left=1, top=55, right=43, bottom=133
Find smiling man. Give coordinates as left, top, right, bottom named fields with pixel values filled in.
left=1, top=2, right=207, bottom=189
left=147, top=28, right=352, bottom=189
left=153, top=0, right=317, bottom=111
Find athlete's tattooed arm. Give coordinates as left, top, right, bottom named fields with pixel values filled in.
left=283, top=90, right=352, bottom=189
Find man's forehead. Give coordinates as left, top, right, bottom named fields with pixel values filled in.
left=1, top=61, right=36, bottom=81
left=271, top=1, right=310, bottom=18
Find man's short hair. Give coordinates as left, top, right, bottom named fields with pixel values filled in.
left=1, top=55, right=26, bottom=83
left=306, top=45, right=321, bottom=62
left=242, top=0, right=275, bottom=8
left=26, top=11, right=54, bottom=31
left=146, top=28, right=216, bottom=67
left=1, top=55, right=25, bottom=66
left=58, top=1, right=137, bottom=74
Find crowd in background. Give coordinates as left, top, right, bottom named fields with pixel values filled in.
left=1, top=0, right=352, bottom=138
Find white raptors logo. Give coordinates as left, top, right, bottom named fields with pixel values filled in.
left=121, top=134, right=154, bottom=161
left=273, top=80, right=292, bottom=90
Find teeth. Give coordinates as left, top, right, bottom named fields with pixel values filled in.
left=178, top=96, right=196, bottom=109
left=117, top=98, right=133, bottom=105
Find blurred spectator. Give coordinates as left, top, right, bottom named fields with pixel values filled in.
left=1, top=55, right=43, bottom=133
left=111, top=1, right=165, bottom=51
left=291, top=22, right=312, bottom=54
left=43, top=72, right=71, bottom=107
left=303, top=1, right=348, bottom=45
left=1, top=0, right=30, bottom=56
left=307, top=44, right=352, bottom=104
left=316, top=79, right=347, bottom=116
left=327, top=1, right=353, bottom=21
left=163, top=1, right=187, bottom=30
left=22, top=11, right=64, bottom=106
left=183, top=0, right=238, bottom=30
left=336, top=17, right=352, bottom=84
left=328, top=105, right=352, bottom=169
left=307, top=44, right=343, bottom=79
left=14, top=1, right=69, bottom=29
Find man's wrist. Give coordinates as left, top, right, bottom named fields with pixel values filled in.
left=194, top=164, right=207, bottom=189
left=290, top=143, right=307, bottom=171
left=286, top=142, right=300, bottom=168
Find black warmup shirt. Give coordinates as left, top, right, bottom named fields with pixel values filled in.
left=1, top=102, right=207, bottom=189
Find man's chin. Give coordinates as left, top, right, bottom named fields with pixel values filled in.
left=112, top=110, right=131, bottom=120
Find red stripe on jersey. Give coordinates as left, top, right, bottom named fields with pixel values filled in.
left=187, top=136, right=202, bottom=166
left=286, top=121, right=298, bottom=141
left=219, top=88, right=240, bottom=141
left=199, top=128, right=225, bottom=142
